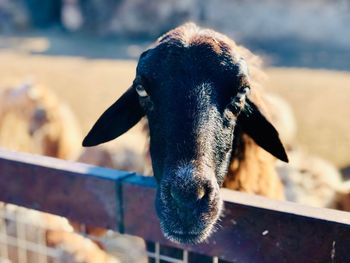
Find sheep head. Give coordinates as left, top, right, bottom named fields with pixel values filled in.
left=83, top=23, right=288, bottom=244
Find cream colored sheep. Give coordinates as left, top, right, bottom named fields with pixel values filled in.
left=0, top=81, right=124, bottom=262
left=277, top=150, right=345, bottom=208
left=266, top=92, right=350, bottom=210
left=77, top=146, right=146, bottom=174
left=1, top=203, right=119, bottom=263
left=276, top=148, right=350, bottom=211
left=0, top=81, right=82, bottom=160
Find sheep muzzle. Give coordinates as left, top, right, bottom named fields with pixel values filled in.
left=156, top=164, right=223, bottom=244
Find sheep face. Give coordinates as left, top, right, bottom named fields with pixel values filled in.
left=83, top=23, right=288, bottom=244
left=135, top=43, right=244, bottom=244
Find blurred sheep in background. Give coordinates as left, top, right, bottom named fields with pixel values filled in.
left=77, top=146, right=146, bottom=174
left=0, top=81, right=82, bottom=160
left=1, top=203, right=120, bottom=263
left=277, top=150, right=345, bottom=208
left=0, top=81, right=147, bottom=262
left=267, top=93, right=350, bottom=210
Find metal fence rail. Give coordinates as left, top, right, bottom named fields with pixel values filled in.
left=0, top=148, right=350, bottom=262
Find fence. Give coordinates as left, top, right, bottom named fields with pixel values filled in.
left=0, top=148, right=350, bottom=262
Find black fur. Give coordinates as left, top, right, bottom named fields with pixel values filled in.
left=82, top=88, right=144, bottom=147
left=83, top=23, right=288, bottom=244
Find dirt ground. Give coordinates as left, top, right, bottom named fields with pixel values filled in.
left=266, top=68, right=350, bottom=170
left=0, top=49, right=349, bottom=171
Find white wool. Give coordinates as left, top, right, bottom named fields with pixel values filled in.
left=277, top=149, right=343, bottom=208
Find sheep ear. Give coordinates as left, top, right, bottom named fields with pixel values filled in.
left=238, top=99, right=289, bottom=162
left=82, top=87, right=144, bottom=147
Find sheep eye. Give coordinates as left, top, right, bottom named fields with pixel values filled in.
left=135, top=84, right=148, bottom=97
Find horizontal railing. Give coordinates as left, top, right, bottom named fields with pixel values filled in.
left=0, top=148, right=350, bottom=262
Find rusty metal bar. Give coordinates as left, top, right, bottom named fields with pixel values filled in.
left=1, top=149, right=350, bottom=262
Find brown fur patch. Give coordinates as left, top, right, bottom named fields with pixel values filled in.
left=224, top=135, right=284, bottom=200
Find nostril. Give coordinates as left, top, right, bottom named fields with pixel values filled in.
left=170, top=185, right=206, bottom=207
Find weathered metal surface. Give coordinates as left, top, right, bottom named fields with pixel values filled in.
left=1, top=149, right=350, bottom=262
left=0, top=148, right=133, bottom=230
left=122, top=176, right=350, bottom=263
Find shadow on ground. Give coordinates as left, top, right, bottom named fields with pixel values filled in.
left=1, top=31, right=350, bottom=71
left=0, top=31, right=151, bottom=60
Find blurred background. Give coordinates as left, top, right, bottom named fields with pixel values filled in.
left=0, top=0, right=350, bottom=262
left=1, top=0, right=349, bottom=170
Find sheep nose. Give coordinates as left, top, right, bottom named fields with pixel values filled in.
left=170, top=185, right=206, bottom=208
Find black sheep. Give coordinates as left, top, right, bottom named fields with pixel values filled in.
left=83, top=23, right=288, bottom=244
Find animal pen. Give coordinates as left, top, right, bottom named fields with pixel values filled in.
left=0, top=149, right=349, bottom=263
